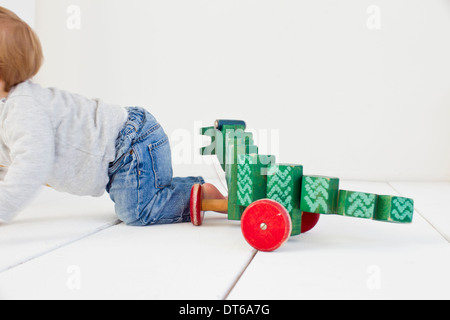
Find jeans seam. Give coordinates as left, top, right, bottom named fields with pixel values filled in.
left=136, top=123, right=161, bottom=143
left=133, top=146, right=143, bottom=225
left=149, top=135, right=169, bottom=151
left=149, top=141, right=172, bottom=189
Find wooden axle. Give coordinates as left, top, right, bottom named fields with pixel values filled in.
left=201, top=199, right=228, bottom=212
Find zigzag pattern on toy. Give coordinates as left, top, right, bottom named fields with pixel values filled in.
left=267, top=166, right=294, bottom=212
left=346, top=193, right=376, bottom=219
left=303, top=177, right=330, bottom=213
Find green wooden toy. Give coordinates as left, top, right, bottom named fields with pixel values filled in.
left=190, top=119, right=415, bottom=252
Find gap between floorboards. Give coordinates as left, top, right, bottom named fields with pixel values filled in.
left=222, top=249, right=258, bottom=300
left=0, top=219, right=122, bottom=274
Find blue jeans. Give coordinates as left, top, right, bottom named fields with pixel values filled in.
left=106, top=107, right=205, bottom=226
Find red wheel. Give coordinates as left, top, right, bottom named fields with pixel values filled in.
left=301, top=212, right=320, bottom=234
left=241, top=199, right=292, bottom=252
left=190, top=184, right=204, bottom=226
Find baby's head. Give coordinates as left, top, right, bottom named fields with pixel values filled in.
left=0, top=6, right=43, bottom=92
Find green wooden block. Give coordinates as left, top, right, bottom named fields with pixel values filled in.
left=236, top=153, right=276, bottom=207
left=267, top=165, right=303, bottom=213
left=225, top=134, right=256, bottom=187
left=200, top=125, right=247, bottom=171
left=300, top=176, right=339, bottom=215
left=267, top=164, right=303, bottom=236
left=226, top=136, right=257, bottom=221
left=337, top=190, right=377, bottom=219
left=217, top=125, right=246, bottom=171
left=374, top=196, right=414, bottom=223
left=200, top=126, right=216, bottom=156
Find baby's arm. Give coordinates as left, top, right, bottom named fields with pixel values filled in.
left=0, top=97, right=55, bottom=224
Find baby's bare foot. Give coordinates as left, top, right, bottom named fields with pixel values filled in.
left=202, top=183, right=226, bottom=199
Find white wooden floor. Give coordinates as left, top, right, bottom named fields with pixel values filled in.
left=0, top=179, right=449, bottom=300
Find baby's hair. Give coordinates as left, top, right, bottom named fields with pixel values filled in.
left=0, top=6, right=43, bottom=92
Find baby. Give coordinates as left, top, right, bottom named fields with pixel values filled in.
left=0, top=7, right=225, bottom=226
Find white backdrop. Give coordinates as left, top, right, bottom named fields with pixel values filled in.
left=0, top=0, right=35, bottom=27
left=29, top=0, right=450, bottom=181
